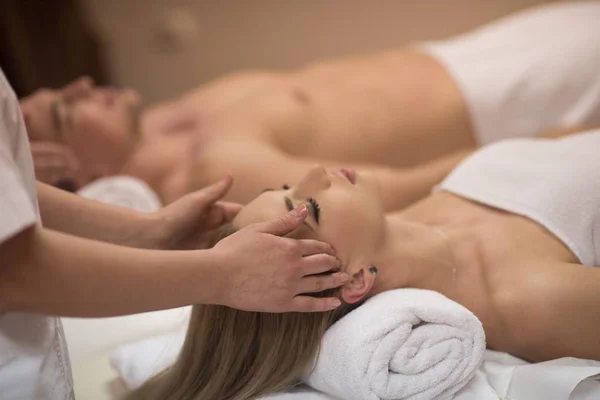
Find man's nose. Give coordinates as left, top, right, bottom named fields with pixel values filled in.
left=63, top=77, right=94, bottom=102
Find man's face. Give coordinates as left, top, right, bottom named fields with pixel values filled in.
left=20, top=77, right=142, bottom=186
left=20, top=76, right=95, bottom=142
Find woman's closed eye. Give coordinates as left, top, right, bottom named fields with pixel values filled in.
left=266, top=183, right=320, bottom=225
left=283, top=196, right=319, bottom=229
left=308, top=197, right=321, bottom=224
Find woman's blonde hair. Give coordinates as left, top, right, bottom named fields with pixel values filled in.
left=124, top=224, right=353, bottom=400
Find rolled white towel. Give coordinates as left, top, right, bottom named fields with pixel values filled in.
left=302, top=289, right=485, bottom=400
left=110, top=289, right=484, bottom=399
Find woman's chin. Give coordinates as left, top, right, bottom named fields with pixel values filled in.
left=357, top=170, right=384, bottom=200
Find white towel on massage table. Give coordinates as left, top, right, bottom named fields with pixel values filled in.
left=77, top=176, right=162, bottom=213
left=301, top=289, right=485, bottom=400
left=111, top=289, right=485, bottom=399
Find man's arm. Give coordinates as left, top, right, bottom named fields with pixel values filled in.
left=381, top=125, right=599, bottom=210
left=198, top=126, right=600, bottom=212
left=196, top=138, right=473, bottom=212
left=36, top=182, right=151, bottom=247
left=380, top=148, right=474, bottom=210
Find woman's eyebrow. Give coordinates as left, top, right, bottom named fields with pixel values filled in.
left=284, top=196, right=314, bottom=231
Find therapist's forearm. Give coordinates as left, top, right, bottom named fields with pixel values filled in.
left=36, top=182, right=150, bottom=247
left=0, top=225, right=221, bottom=317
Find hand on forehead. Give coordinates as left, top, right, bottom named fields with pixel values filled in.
left=234, top=191, right=316, bottom=239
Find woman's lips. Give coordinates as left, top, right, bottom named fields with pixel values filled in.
left=340, top=168, right=357, bottom=184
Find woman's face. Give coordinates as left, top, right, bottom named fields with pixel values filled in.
left=21, top=78, right=141, bottom=184
left=234, top=165, right=388, bottom=268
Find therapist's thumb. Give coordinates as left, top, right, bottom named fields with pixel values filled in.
left=196, top=175, right=233, bottom=205
left=254, top=204, right=308, bottom=236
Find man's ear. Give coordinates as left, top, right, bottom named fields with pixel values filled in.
left=341, top=267, right=376, bottom=304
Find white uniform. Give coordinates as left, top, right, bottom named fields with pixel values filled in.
left=0, top=70, right=74, bottom=398
left=420, top=1, right=600, bottom=145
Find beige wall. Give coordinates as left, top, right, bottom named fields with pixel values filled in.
left=83, top=0, right=566, bottom=105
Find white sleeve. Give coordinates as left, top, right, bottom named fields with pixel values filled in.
left=0, top=68, right=38, bottom=244
left=0, top=145, right=37, bottom=244
left=0, top=74, right=38, bottom=244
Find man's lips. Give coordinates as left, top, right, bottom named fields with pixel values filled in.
left=340, top=168, right=357, bottom=184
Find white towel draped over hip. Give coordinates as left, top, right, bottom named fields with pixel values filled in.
left=302, top=289, right=486, bottom=400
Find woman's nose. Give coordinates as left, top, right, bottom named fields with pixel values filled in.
left=295, top=165, right=331, bottom=194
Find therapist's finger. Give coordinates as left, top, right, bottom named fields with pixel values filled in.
left=196, top=175, right=234, bottom=206
left=35, top=164, right=70, bottom=184
left=35, top=154, right=78, bottom=175
left=297, top=239, right=336, bottom=257
left=298, top=254, right=341, bottom=277
left=35, top=155, right=68, bottom=169
left=30, top=141, right=71, bottom=156
left=298, top=272, right=349, bottom=295
left=31, top=143, right=79, bottom=169
left=289, top=295, right=342, bottom=313
left=252, top=205, right=307, bottom=236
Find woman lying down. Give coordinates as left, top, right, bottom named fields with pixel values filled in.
left=126, top=130, right=600, bottom=400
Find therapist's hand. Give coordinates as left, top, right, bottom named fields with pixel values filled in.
left=211, top=205, right=348, bottom=313
left=145, top=175, right=242, bottom=250
left=30, top=141, right=79, bottom=185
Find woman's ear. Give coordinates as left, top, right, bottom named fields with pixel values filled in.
left=341, top=267, right=376, bottom=304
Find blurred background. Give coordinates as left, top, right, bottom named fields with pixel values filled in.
left=1, top=0, right=569, bottom=106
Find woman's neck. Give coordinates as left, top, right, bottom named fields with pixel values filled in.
left=369, top=215, right=461, bottom=298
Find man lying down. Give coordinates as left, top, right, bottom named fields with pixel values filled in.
left=122, top=129, right=600, bottom=400
left=20, top=2, right=600, bottom=213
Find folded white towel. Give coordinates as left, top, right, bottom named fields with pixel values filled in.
left=77, top=176, right=162, bottom=213
left=302, top=289, right=486, bottom=400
